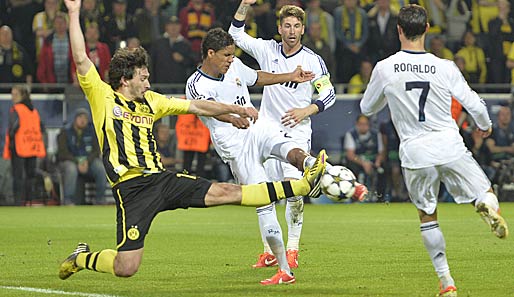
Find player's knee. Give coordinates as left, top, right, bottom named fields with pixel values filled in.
left=114, top=263, right=139, bottom=277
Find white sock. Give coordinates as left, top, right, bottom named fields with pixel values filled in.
left=257, top=204, right=275, bottom=253
left=475, top=192, right=500, bottom=212
left=420, top=221, right=454, bottom=287
left=262, top=222, right=289, bottom=273
left=303, top=156, right=316, bottom=170
left=285, top=196, right=303, bottom=250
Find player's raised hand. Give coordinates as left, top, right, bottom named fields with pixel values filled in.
left=290, top=65, right=314, bottom=83
left=64, top=0, right=81, bottom=13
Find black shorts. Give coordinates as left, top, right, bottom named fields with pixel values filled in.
left=112, top=171, right=212, bottom=251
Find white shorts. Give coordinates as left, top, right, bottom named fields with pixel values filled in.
left=263, top=136, right=310, bottom=181
left=403, top=152, right=491, bottom=215
left=228, top=120, right=298, bottom=185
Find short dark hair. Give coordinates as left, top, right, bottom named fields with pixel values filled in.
left=108, top=46, right=149, bottom=90
left=201, top=28, right=234, bottom=60
left=398, top=4, right=427, bottom=41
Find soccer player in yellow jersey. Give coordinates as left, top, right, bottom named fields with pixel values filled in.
left=59, top=0, right=328, bottom=280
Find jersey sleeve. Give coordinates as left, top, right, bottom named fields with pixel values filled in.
left=309, top=54, right=335, bottom=112
left=447, top=61, right=491, bottom=131
left=229, top=20, right=273, bottom=64
left=360, top=62, right=387, bottom=116
left=78, top=66, right=108, bottom=121
left=151, top=91, right=191, bottom=118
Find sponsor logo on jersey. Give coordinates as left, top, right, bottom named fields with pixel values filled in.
left=113, top=105, right=154, bottom=125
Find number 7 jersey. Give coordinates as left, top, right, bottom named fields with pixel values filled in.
left=360, top=50, right=492, bottom=169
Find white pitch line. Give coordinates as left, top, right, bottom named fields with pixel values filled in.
left=0, top=285, right=123, bottom=297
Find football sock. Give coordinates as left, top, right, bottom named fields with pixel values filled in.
left=257, top=204, right=276, bottom=253
left=263, top=223, right=290, bottom=274
left=475, top=192, right=500, bottom=212
left=285, top=196, right=303, bottom=250
left=420, top=221, right=454, bottom=286
left=302, top=156, right=316, bottom=170
left=76, top=249, right=117, bottom=275
left=241, top=180, right=309, bottom=206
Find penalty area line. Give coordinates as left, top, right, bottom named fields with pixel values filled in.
left=0, top=285, right=123, bottom=297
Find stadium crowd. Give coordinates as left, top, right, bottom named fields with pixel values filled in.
left=1, top=0, right=514, bottom=205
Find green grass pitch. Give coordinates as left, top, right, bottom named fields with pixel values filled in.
left=0, top=203, right=513, bottom=297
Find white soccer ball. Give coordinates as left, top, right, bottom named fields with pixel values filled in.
left=320, top=165, right=356, bottom=202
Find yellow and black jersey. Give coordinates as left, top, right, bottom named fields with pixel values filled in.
left=78, top=66, right=191, bottom=185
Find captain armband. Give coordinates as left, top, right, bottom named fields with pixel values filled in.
left=313, top=75, right=332, bottom=93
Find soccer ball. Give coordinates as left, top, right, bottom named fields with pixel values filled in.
left=320, top=165, right=356, bottom=202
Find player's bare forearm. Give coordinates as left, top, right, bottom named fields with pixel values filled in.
left=235, top=0, right=255, bottom=21
left=189, top=100, right=258, bottom=123
left=255, top=67, right=313, bottom=86
left=65, top=0, right=93, bottom=76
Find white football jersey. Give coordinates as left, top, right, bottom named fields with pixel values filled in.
left=185, top=57, right=258, bottom=160
left=229, top=21, right=336, bottom=139
left=360, top=50, right=492, bottom=169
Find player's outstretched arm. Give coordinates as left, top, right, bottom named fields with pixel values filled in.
left=234, top=0, right=256, bottom=21
left=188, top=100, right=258, bottom=123
left=255, top=66, right=314, bottom=86
left=65, top=0, right=93, bottom=76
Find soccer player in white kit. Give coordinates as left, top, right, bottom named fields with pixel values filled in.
left=229, top=0, right=369, bottom=271
left=360, top=5, right=508, bottom=297
left=185, top=27, right=329, bottom=285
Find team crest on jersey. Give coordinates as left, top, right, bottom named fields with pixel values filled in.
left=127, top=225, right=140, bottom=240
left=138, top=105, right=150, bottom=114
left=113, top=105, right=122, bottom=117
left=235, top=78, right=241, bottom=86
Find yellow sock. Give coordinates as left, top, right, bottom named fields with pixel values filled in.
left=76, top=249, right=117, bottom=275
left=241, top=179, right=309, bottom=206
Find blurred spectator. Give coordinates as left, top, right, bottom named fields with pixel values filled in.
left=445, top=0, right=471, bottom=52
left=343, top=114, right=385, bottom=200
left=347, top=59, right=372, bottom=94
left=133, top=0, right=167, bottom=51
left=429, top=35, right=454, bottom=60
left=155, top=123, right=181, bottom=171
left=487, top=0, right=514, bottom=85
left=5, top=0, right=39, bottom=62
left=333, top=0, right=369, bottom=83
left=179, top=0, right=216, bottom=63
left=305, top=0, right=335, bottom=53
left=79, top=0, right=103, bottom=31
left=33, top=0, right=61, bottom=62
left=101, top=0, right=136, bottom=54
left=470, top=0, right=499, bottom=37
left=150, top=16, right=195, bottom=93
left=57, top=108, right=107, bottom=205
left=2, top=85, right=46, bottom=206
left=0, top=25, right=34, bottom=85
left=37, top=12, right=72, bottom=83
left=379, top=118, right=407, bottom=202
left=303, top=21, right=336, bottom=81
left=160, top=0, right=189, bottom=19
left=175, top=113, right=210, bottom=177
left=456, top=31, right=487, bottom=84
left=125, top=37, right=141, bottom=49
left=462, top=122, right=492, bottom=178
left=485, top=105, right=514, bottom=182
left=364, top=0, right=400, bottom=64
left=71, top=22, right=110, bottom=84
left=454, top=54, right=471, bottom=81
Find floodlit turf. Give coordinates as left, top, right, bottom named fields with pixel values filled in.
left=0, top=202, right=513, bottom=297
